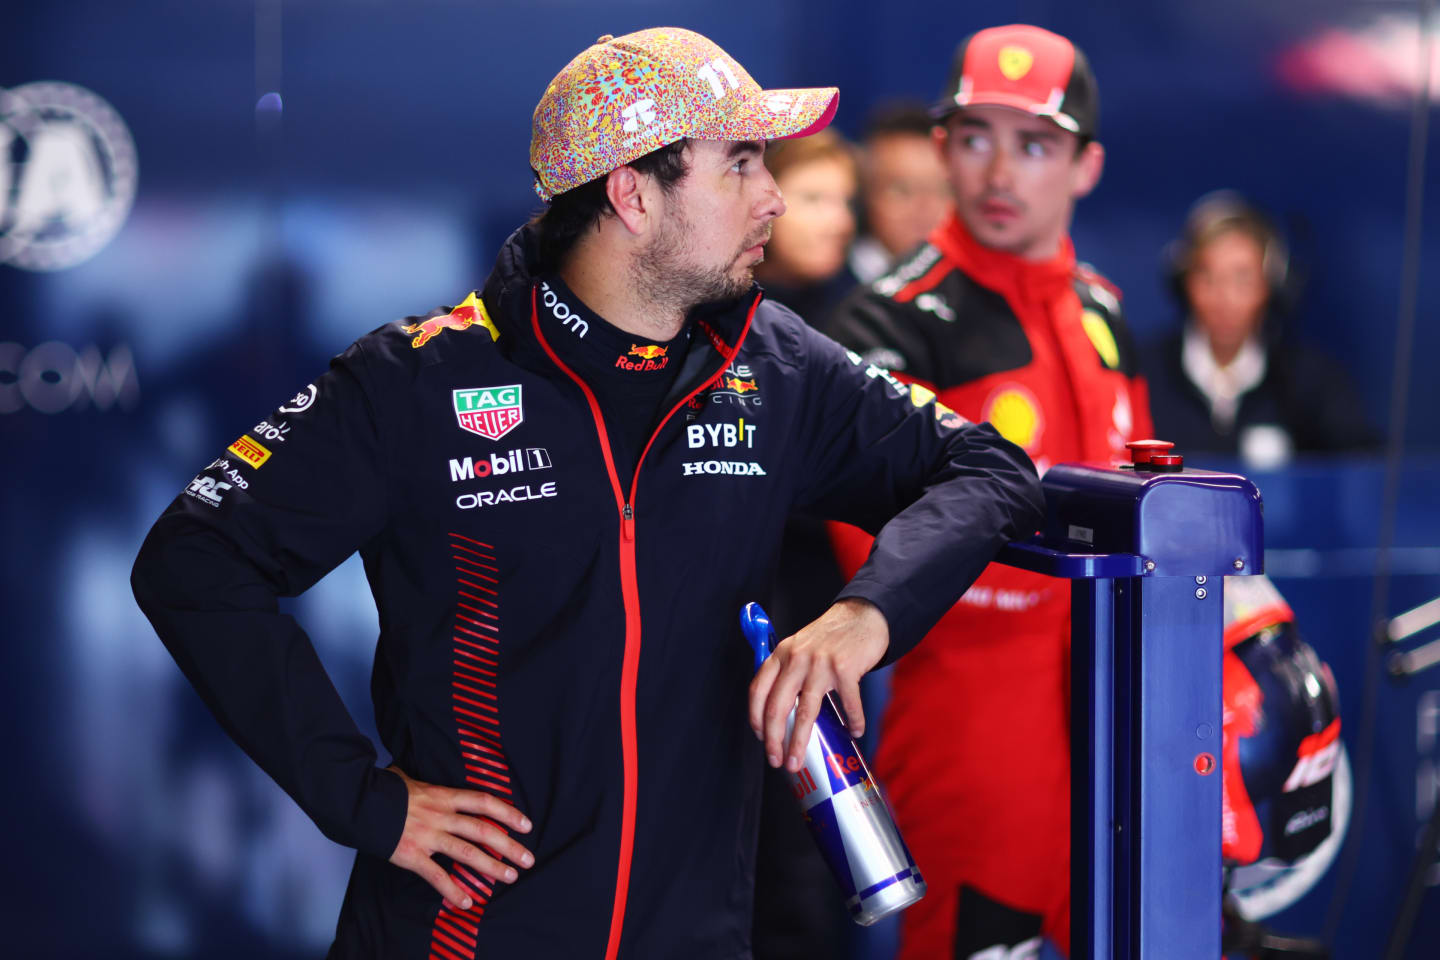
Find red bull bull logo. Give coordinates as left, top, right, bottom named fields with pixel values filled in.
left=402, top=292, right=500, bottom=348
left=725, top=376, right=758, bottom=393
left=616, top=343, right=670, bottom=372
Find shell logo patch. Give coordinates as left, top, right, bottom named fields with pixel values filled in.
left=982, top=384, right=1044, bottom=451
left=1081, top=309, right=1120, bottom=369
left=907, top=382, right=936, bottom=408
left=998, top=46, right=1035, bottom=81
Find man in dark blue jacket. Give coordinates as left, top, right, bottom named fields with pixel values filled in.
left=132, top=27, right=1043, bottom=959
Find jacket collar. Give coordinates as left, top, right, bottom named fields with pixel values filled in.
left=929, top=211, right=1077, bottom=304
left=481, top=223, right=758, bottom=362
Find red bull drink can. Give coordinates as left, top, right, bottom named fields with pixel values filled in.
left=741, top=602, right=926, bottom=925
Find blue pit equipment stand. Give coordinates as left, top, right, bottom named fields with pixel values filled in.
left=995, top=442, right=1263, bottom=959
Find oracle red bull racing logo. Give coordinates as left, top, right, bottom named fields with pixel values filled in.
left=453, top=385, right=523, bottom=441
left=616, top=343, right=669, bottom=372
left=402, top=292, right=499, bottom=348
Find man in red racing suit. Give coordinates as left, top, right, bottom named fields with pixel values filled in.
left=826, top=24, right=1153, bottom=959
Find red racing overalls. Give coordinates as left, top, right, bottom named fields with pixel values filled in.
left=827, top=212, right=1154, bottom=958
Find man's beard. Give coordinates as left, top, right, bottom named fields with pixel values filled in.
left=630, top=206, right=768, bottom=321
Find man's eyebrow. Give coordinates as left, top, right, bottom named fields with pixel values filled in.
left=955, top=116, right=992, bottom=131
left=1019, top=128, right=1062, bottom=142
left=726, top=140, right=764, bottom=159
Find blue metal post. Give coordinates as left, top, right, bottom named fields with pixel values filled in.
left=995, top=459, right=1261, bottom=960
left=1070, top=577, right=1115, bottom=960
left=1133, top=576, right=1223, bottom=957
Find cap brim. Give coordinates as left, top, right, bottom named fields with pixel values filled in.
left=692, top=86, right=839, bottom=142
left=930, top=91, right=1082, bottom=134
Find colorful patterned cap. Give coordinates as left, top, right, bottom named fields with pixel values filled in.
left=530, top=27, right=840, bottom=201
left=933, top=24, right=1099, bottom=138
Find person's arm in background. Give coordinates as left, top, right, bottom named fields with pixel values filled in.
left=131, top=341, right=532, bottom=910
left=818, top=289, right=950, bottom=584
left=749, top=316, right=1043, bottom=772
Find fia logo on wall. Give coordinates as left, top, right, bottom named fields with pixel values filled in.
left=0, top=82, right=138, bottom=271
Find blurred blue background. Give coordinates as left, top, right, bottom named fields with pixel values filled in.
left=2, top=1, right=1437, bottom=957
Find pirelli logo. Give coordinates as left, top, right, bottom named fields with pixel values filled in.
left=227, top=435, right=272, bottom=469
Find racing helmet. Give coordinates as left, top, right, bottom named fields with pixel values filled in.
left=1222, top=575, right=1343, bottom=865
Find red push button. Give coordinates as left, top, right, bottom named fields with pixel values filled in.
left=1126, top=439, right=1174, bottom=465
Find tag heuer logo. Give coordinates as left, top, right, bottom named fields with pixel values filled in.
left=453, top=385, right=523, bottom=440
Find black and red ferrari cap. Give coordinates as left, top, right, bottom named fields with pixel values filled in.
left=932, top=24, right=1099, bottom=138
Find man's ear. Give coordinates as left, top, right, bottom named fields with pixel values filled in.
left=931, top=123, right=949, bottom=162
left=605, top=166, right=650, bottom=235
left=1072, top=140, right=1105, bottom=200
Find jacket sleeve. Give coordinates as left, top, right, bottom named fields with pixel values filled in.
left=790, top=321, right=1044, bottom=665
left=130, top=340, right=408, bottom=860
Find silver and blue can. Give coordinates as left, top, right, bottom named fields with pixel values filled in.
left=741, top=602, right=926, bottom=926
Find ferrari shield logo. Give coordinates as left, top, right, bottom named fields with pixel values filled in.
left=998, top=45, right=1034, bottom=81
left=453, top=385, right=523, bottom=440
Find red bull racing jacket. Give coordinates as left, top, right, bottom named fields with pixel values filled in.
left=131, top=225, right=1043, bottom=959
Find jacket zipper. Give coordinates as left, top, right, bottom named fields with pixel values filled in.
left=529, top=286, right=759, bottom=958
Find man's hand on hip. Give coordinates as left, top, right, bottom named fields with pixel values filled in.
left=386, top=765, right=534, bottom=910
left=748, top=598, right=890, bottom=774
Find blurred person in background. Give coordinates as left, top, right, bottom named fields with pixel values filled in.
left=827, top=24, right=1153, bottom=959
left=130, top=26, right=1043, bottom=960
left=849, top=102, right=953, bottom=284
left=1145, top=191, right=1380, bottom=468
left=752, top=128, right=859, bottom=326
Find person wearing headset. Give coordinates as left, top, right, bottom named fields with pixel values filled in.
left=1144, top=192, right=1380, bottom=468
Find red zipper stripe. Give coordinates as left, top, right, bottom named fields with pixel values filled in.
left=529, top=285, right=759, bottom=960
left=464, top=763, right=512, bottom=783
left=461, top=741, right=505, bottom=758
left=428, top=535, right=516, bottom=958
left=456, top=580, right=500, bottom=600
left=438, top=910, right=480, bottom=937
left=465, top=775, right=513, bottom=795
left=433, top=928, right=474, bottom=958
left=453, top=558, right=500, bottom=576
left=430, top=938, right=470, bottom=960
left=452, top=693, right=498, bottom=713
left=454, top=681, right=497, bottom=699
left=435, top=918, right=478, bottom=949
left=455, top=863, right=494, bottom=893
left=453, top=560, right=497, bottom=576
left=452, top=636, right=497, bottom=656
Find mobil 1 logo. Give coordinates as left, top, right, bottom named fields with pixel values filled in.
left=448, top=447, right=552, bottom=482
